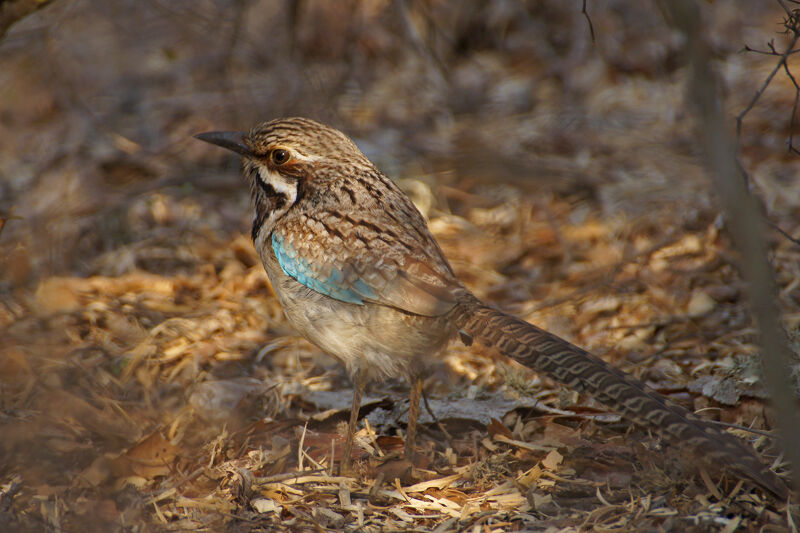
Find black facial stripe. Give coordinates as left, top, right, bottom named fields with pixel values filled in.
left=252, top=209, right=268, bottom=241
left=258, top=181, right=287, bottom=210
left=250, top=177, right=291, bottom=242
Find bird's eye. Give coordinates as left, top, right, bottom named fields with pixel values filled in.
left=271, top=149, right=291, bottom=166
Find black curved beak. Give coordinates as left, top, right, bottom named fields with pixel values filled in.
left=194, top=131, right=254, bottom=157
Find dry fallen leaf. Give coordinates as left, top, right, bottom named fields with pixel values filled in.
left=687, top=290, right=716, bottom=317
left=487, top=418, right=513, bottom=439
left=541, top=449, right=563, bottom=471
left=111, top=431, right=179, bottom=480
left=251, top=497, right=282, bottom=514
left=34, top=277, right=86, bottom=314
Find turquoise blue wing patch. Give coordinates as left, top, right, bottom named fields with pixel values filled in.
left=272, top=232, right=377, bottom=305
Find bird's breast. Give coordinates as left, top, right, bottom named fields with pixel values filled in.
left=258, top=242, right=455, bottom=381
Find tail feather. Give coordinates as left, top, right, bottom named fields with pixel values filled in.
left=454, top=298, right=788, bottom=499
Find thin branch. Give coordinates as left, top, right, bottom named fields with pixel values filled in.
left=780, top=58, right=800, bottom=154
left=736, top=32, right=800, bottom=141
left=0, top=0, right=56, bottom=41
left=582, top=0, right=596, bottom=46
left=736, top=1, right=800, bottom=249
left=708, top=419, right=783, bottom=439
left=743, top=44, right=800, bottom=56
left=778, top=0, right=799, bottom=19
left=767, top=219, right=800, bottom=247
left=0, top=208, right=21, bottom=241
left=737, top=0, right=800, bottom=147
left=398, top=0, right=450, bottom=83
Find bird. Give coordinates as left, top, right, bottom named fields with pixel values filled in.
left=195, top=117, right=789, bottom=499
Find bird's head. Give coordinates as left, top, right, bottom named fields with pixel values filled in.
left=195, top=117, right=372, bottom=240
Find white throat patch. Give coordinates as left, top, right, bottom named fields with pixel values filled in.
left=252, top=166, right=298, bottom=252
left=256, top=166, right=298, bottom=205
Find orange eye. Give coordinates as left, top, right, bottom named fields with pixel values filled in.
left=271, top=149, right=291, bottom=165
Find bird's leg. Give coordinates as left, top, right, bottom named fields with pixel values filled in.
left=340, top=370, right=365, bottom=476
left=405, top=376, right=423, bottom=461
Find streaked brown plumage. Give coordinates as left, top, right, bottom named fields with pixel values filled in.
left=195, top=117, right=789, bottom=499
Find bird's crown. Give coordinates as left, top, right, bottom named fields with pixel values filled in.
left=196, top=117, right=371, bottom=179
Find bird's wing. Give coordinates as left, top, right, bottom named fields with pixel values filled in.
left=271, top=211, right=461, bottom=317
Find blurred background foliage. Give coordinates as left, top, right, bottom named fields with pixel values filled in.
left=0, top=0, right=796, bottom=282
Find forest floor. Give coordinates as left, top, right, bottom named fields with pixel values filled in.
left=1, top=1, right=799, bottom=531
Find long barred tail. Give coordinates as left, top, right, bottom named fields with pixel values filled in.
left=453, top=296, right=788, bottom=499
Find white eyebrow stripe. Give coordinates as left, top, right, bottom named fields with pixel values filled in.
left=291, top=151, right=317, bottom=163
left=268, top=145, right=317, bottom=164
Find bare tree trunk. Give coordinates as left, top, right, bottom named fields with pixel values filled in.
left=660, top=0, right=799, bottom=497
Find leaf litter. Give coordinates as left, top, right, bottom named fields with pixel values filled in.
left=3, top=183, right=796, bottom=530
left=0, top=1, right=799, bottom=531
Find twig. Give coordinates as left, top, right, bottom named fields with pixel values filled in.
left=736, top=2, right=800, bottom=143
left=737, top=2, right=800, bottom=246
left=0, top=208, right=21, bottom=241
left=363, top=418, right=385, bottom=457
left=298, top=421, right=307, bottom=471
left=582, top=0, right=596, bottom=45
left=255, top=468, right=325, bottom=484
left=421, top=388, right=454, bottom=446
left=707, top=419, right=783, bottom=439
left=766, top=219, right=800, bottom=247
left=0, top=0, right=56, bottom=41
left=397, top=0, right=450, bottom=82
left=780, top=57, right=800, bottom=154
left=734, top=1, right=800, bottom=250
